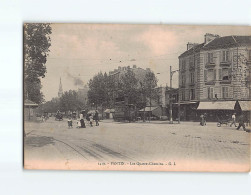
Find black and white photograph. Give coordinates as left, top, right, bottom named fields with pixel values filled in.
left=23, top=24, right=251, bottom=172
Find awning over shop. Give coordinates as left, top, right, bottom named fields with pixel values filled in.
left=24, top=99, right=38, bottom=107
left=173, top=101, right=198, bottom=105
left=104, top=109, right=115, bottom=113
left=197, top=101, right=236, bottom=110
left=238, top=101, right=251, bottom=111
left=139, top=107, right=158, bottom=112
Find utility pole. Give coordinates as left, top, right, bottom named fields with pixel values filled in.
left=169, top=66, right=173, bottom=124
left=169, top=66, right=180, bottom=124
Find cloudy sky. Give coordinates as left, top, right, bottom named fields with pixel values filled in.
left=41, top=24, right=250, bottom=101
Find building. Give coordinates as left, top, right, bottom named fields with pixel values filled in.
left=178, top=33, right=251, bottom=121
left=24, top=99, right=38, bottom=121
left=58, top=77, right=63, bottom=98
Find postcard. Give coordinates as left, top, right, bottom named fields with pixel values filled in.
left=24, top=24, right=251, bottom=171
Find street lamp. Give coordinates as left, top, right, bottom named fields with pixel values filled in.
left=169, top=66, right=179, bottom=124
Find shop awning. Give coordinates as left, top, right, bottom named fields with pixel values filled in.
left=139, top=107, right=158, bottom=112
left=104, top=109, right=115, bottom=113
left=238, top=101, right=251, bottom=111
left=197, top=101, right=236, bottom=110
left=24, top=99, right=38, bottom=107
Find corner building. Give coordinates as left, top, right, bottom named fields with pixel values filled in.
left=178, top=33, right=251, bottom=121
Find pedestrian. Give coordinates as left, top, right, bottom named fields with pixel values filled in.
left=236, top=114, right=246, bottom=131
left=204, top=113, right=207, bottom=126
left=94, top=110, right=99, bottom=126
left=230, top=113, right=237, bottom=127
left=200, top=114, right=205, bottom=126
left=89, top=114, right=93, bottom=127
left=76, top=119, right=81, bottom=128
left=80, top=111, right=86, bottom=128
left=67, top=117, right=73, bottom=128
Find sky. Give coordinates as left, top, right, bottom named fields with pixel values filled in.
left=41, top=24, right=251, bottom=101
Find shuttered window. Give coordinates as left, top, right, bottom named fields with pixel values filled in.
left=204, top=70, right=207, bottom=82
left=222, top=87, right=229, bottom=98
left=208, top=87, right=214, bottom=99
left=219, top=69, right=222, bottom=80
left=222, top=50, right=230, bottom=62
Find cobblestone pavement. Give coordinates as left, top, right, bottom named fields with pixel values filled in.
left=24, top=118, right=250, bottom=171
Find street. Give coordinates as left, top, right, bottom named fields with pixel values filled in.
left=24, top=118, right=250, bottom=172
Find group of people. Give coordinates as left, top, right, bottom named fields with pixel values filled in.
left=230, top=113, right=246, bottom=131
left=67, top=110, right=99, bottom=129
left=200, top=112, right=247, bottom=131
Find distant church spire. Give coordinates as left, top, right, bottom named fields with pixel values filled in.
left=58, top=77, right=63, bottom=97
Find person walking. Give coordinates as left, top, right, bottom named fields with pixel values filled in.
left=94, top=110, right=99, bottom=126
left=89, top=114, right=93, bottom=127
left=230, top=113, right=237, bottom=127
left=80, top=111, right=86, bottom=128
left=236, top=114, right=246, bottom=131
left=200, top=114, right=205, bottom=126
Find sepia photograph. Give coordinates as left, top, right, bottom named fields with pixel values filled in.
left=23, top=23, right=251, bottom=172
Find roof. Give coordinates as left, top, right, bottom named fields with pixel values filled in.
left=24, top=99, right=38, bottom=107
left=179, top=35, right=251, bottom=58
left=139, top=106, right=158, bottom=112
left=202, top=36, right=251, bottom=51
left=238, top=101, right=251, bottom=111
left=197, top=101, right=236, bottom=110
left=179, top=43, right=204, bottom=58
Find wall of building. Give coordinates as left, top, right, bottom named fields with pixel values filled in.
left=179, top=46, right=250, bottom=102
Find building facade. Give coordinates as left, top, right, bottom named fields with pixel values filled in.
left=178, top=34, right=251, bottom=121
left=179, top=33, right=251, bottom=102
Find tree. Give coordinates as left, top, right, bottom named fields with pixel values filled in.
left=24, top=23, right=52, bottom=104
left=120, top=69, right=140, bottom=105
left=87, top=72, right=106, bottom=108
left=142, top=71, right=158, bottom=106
left=59, top=90, right=84, bottom=112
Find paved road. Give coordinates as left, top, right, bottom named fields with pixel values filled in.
left=24, top=118, right=250, bottom=171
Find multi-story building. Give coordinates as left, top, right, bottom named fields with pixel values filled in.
left=178, top=33, right=251, bottom=121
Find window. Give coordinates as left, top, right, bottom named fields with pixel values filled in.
left=222, top=87, right=229, bottom=98
left=207, top=69, right=215, bottom=82
left=182, top=59, right=186, bottom=71
left=181, top=75, right=186, bottom=86
left=222, top=50, right=230, bottom=62
left=190, top=72, right=195, bottom=84
left=222, top=68, right=230, bottom=81
left=181, top=90, right=185, bottom=101
left=190, top=89, right=195, bottom=100
left=208, top=87, right=214, bottom=99
left=208, top=53, right=214, bottom=64
left=189, top=56, right=194, bottom=69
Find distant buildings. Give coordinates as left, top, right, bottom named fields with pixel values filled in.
left=108, top=65, right=151, bottom=86
left=178, top=33, right=251, bottom=121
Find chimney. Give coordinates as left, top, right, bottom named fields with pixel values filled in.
left=133, top=65, right=137, bottom=68
left=204, top=33, right=220, bottom=44
left=187, top=42, right=199, bottom=50
left=118, top=66, right=121, bottom=70
left=146, top=68, right=150, bottom=71
left=127, top=66, right=130, bottom=69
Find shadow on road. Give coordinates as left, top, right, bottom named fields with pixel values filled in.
left=25, top=135, right=55, bottom=147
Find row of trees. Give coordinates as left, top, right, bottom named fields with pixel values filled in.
left=87, top=69, right=159, bottom=110
left=39, top=90, right=87, bottom=113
